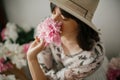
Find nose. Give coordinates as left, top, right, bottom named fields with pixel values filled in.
left=52, top=13, right=61, bottom=22
left=52, top=14, right=58, bottom=21
left=51, top=7, right=62, bottom=21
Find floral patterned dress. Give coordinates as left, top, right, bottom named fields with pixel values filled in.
left=37, top=42, right=104, bottom=80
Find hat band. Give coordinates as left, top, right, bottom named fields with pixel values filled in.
left=65, top=0, right=93, bottom=21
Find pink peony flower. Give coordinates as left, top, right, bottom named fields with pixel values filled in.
left=107, top=57, right=120, bottom=80
left=0, top=58, right=13, bottom=73
left=107, top=68, right=120, bottom=80
left=22, top=43, right=30, bottom=54
left=37, top=17, right=62, bottom=46
left=109, top=57, right=120, bottom=70
left=1, top=28, right=6, bottom=41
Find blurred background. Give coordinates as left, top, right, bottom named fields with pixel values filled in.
left=0, top=0, right=120, bottom=80
left=2, top=0, right=120, bottom=59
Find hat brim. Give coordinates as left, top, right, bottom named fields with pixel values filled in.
left=49, top=0, right=99, bottom=33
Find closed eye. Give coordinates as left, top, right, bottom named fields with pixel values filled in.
left=61, top=15, right=69, bottom=21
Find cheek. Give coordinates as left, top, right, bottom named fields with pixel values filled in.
left=71, top=22, right=78, bottom=28
left=63, top=20, right=78, bottom=29
left=71, top=20, right=78, bottom=28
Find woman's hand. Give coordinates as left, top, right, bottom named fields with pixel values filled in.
left=27, top=37, right=47, bottom=80
left=27, top=37, right=46, bottom=60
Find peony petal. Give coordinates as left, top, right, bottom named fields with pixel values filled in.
left=37, top=17, right=62, bottom=46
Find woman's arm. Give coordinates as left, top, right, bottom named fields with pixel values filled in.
left=27, top=58, right=47, bottom=80
left=27, top=38, right=47, bottom=80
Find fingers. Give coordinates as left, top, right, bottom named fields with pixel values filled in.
left=29, top=37, right=42, bottom=49
left=34, top=39, right=46, bottom=51
left=28, top=40, right=37, bottom=49
left=35, top=36, right=40, bottom=42
left=29, top=37, right=46, bottom=54
left=27, top=38, right=46, bottom=60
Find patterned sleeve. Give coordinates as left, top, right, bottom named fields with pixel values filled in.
left=56, top=42, right=105, bottom=80
left=37, top=46, right=61, bottom=80
left=37, top=46, right=54, bottom=74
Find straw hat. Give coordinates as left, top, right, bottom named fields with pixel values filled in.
left=49, top=0, right=99, bottom=33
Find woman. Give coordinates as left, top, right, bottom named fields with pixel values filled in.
left=27, top=0, right=106, bottom=80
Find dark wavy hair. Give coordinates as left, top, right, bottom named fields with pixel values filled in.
left=50, top=3, right=100, bottom=51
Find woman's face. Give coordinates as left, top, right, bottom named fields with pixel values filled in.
left=51, top=7, right=79, bottom=35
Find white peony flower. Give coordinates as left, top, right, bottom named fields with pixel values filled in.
left=0, top=74, right=16, bottom=80
left=0, top=43, right=3, bottom=57
left=11, top=54, right=26, bottom=69
left=19, top=24, right=33, bottom=32
left=1, top=41, right=27, bottom=69
left=5, top=23, right=18, bottom=42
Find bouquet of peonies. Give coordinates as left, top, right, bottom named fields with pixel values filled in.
left=107, top=57, right=120, bottom=80
left=36, top=17, right=62, bottom=46
left=1, top=22, right=34, bottom=45
left=0, top=22, right=33, bottom=73
left=0, top=41, right=27, bottom=73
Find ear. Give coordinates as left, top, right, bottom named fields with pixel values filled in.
left=51, top=7, right=61, bottom=20
left=52, top=7, right=61, bottom=14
